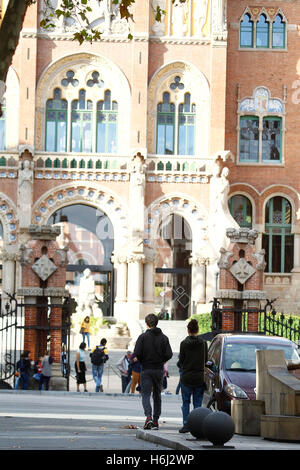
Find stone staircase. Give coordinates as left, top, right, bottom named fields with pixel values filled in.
left=158, top=320, right=188, bottom=353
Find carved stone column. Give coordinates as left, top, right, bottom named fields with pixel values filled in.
left=189, top=253, right=207, bottom=309
left=1, top=248, right=18, bottom=311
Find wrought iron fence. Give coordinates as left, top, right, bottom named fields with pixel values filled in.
left=210, top=297, right=300, bottom=344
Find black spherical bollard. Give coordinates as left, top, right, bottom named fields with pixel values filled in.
left=186, top=407, right=212, bottom=439
left=202, top=411, right=235, bottom=447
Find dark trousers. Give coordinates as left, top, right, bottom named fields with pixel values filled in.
left=39, top=374, right=51, bottom=391
left=141, top=369, right=163, bottom=421
left=121, top=374, right=130, bottom=393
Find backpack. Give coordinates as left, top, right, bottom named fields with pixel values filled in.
left=90, top=346, right=105, bottom=366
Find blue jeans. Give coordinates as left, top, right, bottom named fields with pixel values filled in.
left=180, top=382, right=204, bottom=425
left=92, top=364, right=104, bottom=392
left=20, top=372, right=30, bottom=390
left=82, top=332, right=90, bottom=348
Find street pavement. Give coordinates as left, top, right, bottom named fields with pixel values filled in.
left=1, top=389, right=300, bottom=453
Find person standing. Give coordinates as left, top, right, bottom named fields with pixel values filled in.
left=116, top=351, right=132, bottom=393
left=90, top=338, right=109, bottom=392
left=75, top=342, right=88, bottom=392
left=134, top=313, right=173, bottom=430
left=19, top=351, right=32, bottom=390
left=80, top=316, right=91, bottom=350
left=129, top=352, right=141, bottom=394
left=39, top=351, right=53, bottom=391
left=177, top=319, right=208, bottom=433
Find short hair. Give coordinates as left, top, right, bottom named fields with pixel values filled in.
left=79, top=342, right=86, bottom=350
left=145, top=313, right=158, bottom=328
left=100, top=338, right=107, bottom=346
left=187, top=319, right=199, bottom=334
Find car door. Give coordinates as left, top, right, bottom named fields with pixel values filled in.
left=204, top=337, right=221, bottom=405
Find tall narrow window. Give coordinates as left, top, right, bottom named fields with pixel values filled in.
left=45, top=89, right=68, bottom=152
left=239, top=116, right=259, bottom=162
left=229, top=195, right=252, bottom=228
left=0, top=99, right=5, bottom=150
left=262, top=196, right=294, bottom=273
left=262, top=117, right=282, bottom=162
left=240, top=13, right=253, bottom=48
left=256, top=14, right=269, bottom=48
left=156, top=92, right=175, bottom=155
left=272, top=14, right=285, bottom=49
left=71, top=89, right=93, bottom=153
left=178, top=93, right=195, bottom=155
left=97, top=90, right=118, bottom=153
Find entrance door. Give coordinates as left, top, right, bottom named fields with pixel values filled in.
left=48, top=204, right=114, bottom=317
left=155, top=213, right=192, bottom=320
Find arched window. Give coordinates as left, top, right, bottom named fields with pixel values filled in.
left=156, top=92, right=175, bottom=154
left=262, top=196, right=294, bottom=273
left=71, top=89, right=93, bottom=153
left=97, top=90, right=118, bottom=153
left=240, top=13, right=253, bottom=48
left=45, top=89, right=68, bottom=152
left=272, top=14, right=285, bottom=49
left=229, top=195, right=252, bottom=228
left=256, top=14, right=269, bottom=48
left=178, top=93, right=196, bottom=155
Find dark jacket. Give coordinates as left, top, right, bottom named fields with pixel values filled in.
left=134, top=327, right=173, bottom=370
left=177, top=335, right=208, bottom=388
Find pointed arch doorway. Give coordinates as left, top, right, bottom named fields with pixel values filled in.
left=155, top=213, right=192, bottom=320
left=47, top=203, right=114, bottom=317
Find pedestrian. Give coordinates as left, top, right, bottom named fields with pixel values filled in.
left=177, top=319, right=208, bottom=433
left=14, top=353, right=24, bottom=389
left=80, top=316, right=91, bottom=350
left=134, top=313, right=173, bottom=430
left=162, top=362, right=171, bottom=395
left=39, top=351, right=54, bottom=391
left=90, top=338, right=109, bottom=392
left=33, top=355, right=43, bottom=382
left=129, top=352, right=141, bottom=394
left=116, top=351, right=132, bottom=393
left=18, top=350, right=32, bottom=390
left=75, top=342, right=88, bottom=392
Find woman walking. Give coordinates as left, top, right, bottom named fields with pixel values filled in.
left=80, top=316, right=91, bottom=350
left=75, top=342, right=88, bottom=392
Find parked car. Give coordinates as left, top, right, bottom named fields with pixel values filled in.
left=203, top=333, right=300, bottom=414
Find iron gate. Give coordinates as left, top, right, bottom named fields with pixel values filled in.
left=0, top=293, right=73, bottom=390
left=211, top=297, right=300, bottom=343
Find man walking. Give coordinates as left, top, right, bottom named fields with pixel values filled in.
left=90, top=338, right=109, bottom=392
left=177, top=319, right=208, bottom=433
left=134, top=313, right=173, bottom=430
left=116, top=350, right=132, bottom=393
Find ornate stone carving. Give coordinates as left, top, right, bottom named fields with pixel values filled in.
left=19, top=244, right=33, bottom=266
left=32, top=255, right=57, bottom=281
left=152, top=0, right=167, bottom=36
left=18, top=160, right=34, bottom=229
left=252, top=249, right=267, bottom=271
left=172, top=0, right=189, bottom=37
left=218, top=247, right=233, bottom=269
left=230, top=258, right=256, bottom=285
left=226, top=228, right=259, bottom=245
left=55, top=247, right=69, bottom=267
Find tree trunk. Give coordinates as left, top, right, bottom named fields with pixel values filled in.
left=0, top=0, right=30, bottom=86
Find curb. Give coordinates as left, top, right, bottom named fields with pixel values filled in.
left=136, top=429, right=195, bottom=451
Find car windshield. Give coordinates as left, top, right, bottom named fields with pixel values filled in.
left=224, top=341, right=300, bottom=371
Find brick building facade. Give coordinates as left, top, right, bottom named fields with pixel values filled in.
left=0, top=0, right=299, bottom=359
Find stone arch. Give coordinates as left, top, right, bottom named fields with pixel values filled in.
left=35, top=51, right=131, bottom=152
left=4, top=66, right=20, bottom=150
left=229, top=184, right=258, bottom=226
left=260, top=185, right=298, bottom=229
left=0, top=192, right=18, bottom=244
left=32, top=183, right=129, bottom=250
left=145, top=192, right=209, bottom=256
left=148, top=61, right=210, bottom=155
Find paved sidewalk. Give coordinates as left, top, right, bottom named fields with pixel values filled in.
left=136, top=427, right=300, bottom=451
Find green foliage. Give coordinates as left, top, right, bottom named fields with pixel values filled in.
left=190, top=313, right=211, bottom=334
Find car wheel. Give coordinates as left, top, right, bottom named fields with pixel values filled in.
left=206, top=397, right=217, bottom=411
